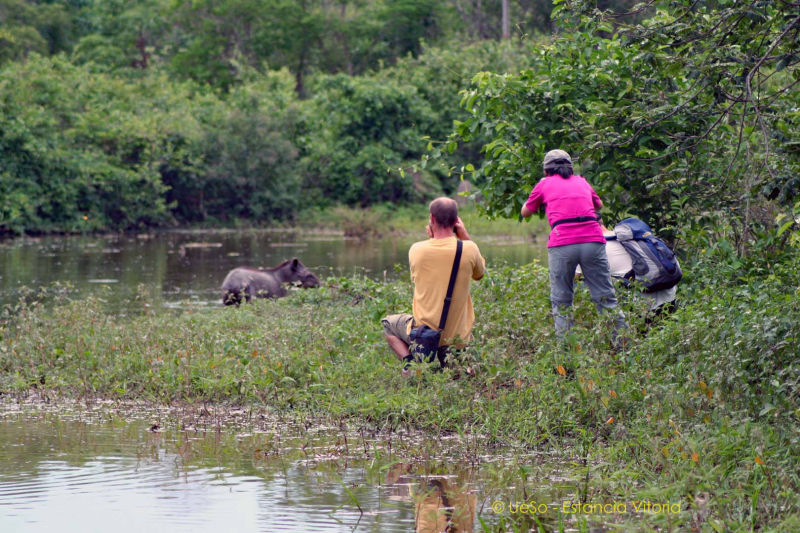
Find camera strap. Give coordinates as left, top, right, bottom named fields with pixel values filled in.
left=437, top=239, right=463, bottom=331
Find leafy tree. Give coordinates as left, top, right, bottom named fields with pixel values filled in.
left=443, top=0, right=800, bottom=253
left=447, top=0, right=598, bottom=39
left=167, top=0, right=451, bottom=93
left=299, top=74, right=436, bottom=205
left=71, top=0, right=173, bottom=71
left=0, top=56, right=202, bottom=233
left=0, top=24, right=47, bottom=65
left=165, top=70, right=302, bottom=222
left=375, top=0, right=443, bottom=60
left=169, top=0, right=271, bottom=90
left=383, top=39, right=537, bottom=191
left=0, top=0, right=74, bottom=65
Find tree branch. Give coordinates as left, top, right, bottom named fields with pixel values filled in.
left=636, top=99, right=739, bottom=162
left=605, top=0, right=659, bottom=19
left=763, top=76, right=800, bottom=106
left=745, top=13, right=800, bottom=183
left=723, top=102, right=749, bottom=184
left=612, top=0, right=700, bottom=35
left=613, top=79, right=708, bottom=149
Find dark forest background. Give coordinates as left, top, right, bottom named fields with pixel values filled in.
left=0, top=0, right=562, bottom=232
left=1, top=0, right=798, bottom=259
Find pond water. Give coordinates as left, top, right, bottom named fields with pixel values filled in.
left=0, top=405, right=574, bottom=533
left=0, top=230, right=544, bottom=313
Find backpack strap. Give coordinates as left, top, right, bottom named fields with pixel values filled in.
left=616, top=268, right=635, bottom=289
left=437, top=240, right=463, bottom=331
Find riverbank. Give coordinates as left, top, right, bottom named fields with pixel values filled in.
left=2, top=258, right=799, bottom=530
left=0, top=203, right=549, bottom=244
left=0, top=206, right=548, bottom=316
left=294, top=203, right=548, bottom=242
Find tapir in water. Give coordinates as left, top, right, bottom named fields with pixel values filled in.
left=221, top=258, right=320, bottom=305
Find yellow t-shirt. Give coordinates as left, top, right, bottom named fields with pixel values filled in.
left=408, top=237, right=485, bottom=346
left=413, top=478, right=476, bottom=533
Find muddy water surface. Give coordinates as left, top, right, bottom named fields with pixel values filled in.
left=0, top=404, right=546, bottom=533
left=0, top=230, right=544, bottom=313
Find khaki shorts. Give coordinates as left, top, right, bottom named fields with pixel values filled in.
left=381, top=313, right=413, bottom=345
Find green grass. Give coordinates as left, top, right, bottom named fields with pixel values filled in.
left=295, top=202, right=548, bottom=240
left=1, top=257, right=799, bottom=531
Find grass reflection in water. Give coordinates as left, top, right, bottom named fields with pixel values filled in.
left=0, top=403, right=567, bottom=533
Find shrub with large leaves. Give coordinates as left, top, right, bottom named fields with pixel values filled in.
left=444, top=0, right=800, bottom=250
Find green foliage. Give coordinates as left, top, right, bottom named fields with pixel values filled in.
left=382, top=39, right=538, bottom=193
left=373, top=0, right=444, bottom=61
left=70, top=0, right=172, bottom=71
left=2, top=0, right=565, bottom=89
left=4, top=0, right=798, bottom=241
left=0, top=8, right=541, bottom=234
left=299, top=74, right=437, bottom=205
left=0, top=0, right=565, bottom=234
left=0, top=24, right=48, bottom=65
left=0, top=56, right=310, bottom=232
left=0, top=0, right=74, bottom=66
left=167, top=71, right=303, bottom=223
left=0, top=56, right=186, bottom=232
left=168, top=0, right=308, bottom=91
left=295, top=40, right=537, bottom=206
left=444, top=0, right=800, bottom=252
left=166, top=0, right=447, bottom=93
left=447, top=0, right=558, bottom=40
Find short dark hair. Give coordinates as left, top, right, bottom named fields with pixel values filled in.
left=429, top=197, right=458, bottom=228
left=544, top=159, right=573, bottom=179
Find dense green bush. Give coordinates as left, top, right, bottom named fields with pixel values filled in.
left=0, top=56, right=303, bottom=232
left=298, top=74, right=438, bottom=206
left=444, top=0, right=800, bottom=251
left=0, top=0, right=74, bottom=64
left=3, top=0, right=797, bottom=243
left=0, top=56, right=191, bottom=232
left=164, top=70, right=303, bottom=223
left=0, top=36, right=537, bottom=234
left=382, top=39, right=538, bottom=192
left=295, top=39, right=538, bottom=206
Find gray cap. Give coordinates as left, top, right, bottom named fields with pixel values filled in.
left=543, top=149, right=572, bottom=169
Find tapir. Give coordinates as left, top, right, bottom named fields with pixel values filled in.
left=221, top=258, right=320, bottom=305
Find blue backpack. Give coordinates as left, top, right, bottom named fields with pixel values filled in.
left=613, top=217, right=682, bottom=292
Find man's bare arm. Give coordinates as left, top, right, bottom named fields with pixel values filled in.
left=454, top=217, right=472, bottom=240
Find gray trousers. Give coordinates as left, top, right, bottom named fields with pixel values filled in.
left=548, top=242, right=627, bottom=337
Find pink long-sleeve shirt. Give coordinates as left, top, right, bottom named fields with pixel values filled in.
left=524, top=174, right=606, bottom=248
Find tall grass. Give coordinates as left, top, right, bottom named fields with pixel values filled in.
left=1, top=258, right=798, bottom=530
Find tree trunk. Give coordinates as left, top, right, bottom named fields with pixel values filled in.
left=501, top=0, right=510, bottom=39
left=476, top=0, right=485, bottom=38
left=295, top=49, right=307, bottom=98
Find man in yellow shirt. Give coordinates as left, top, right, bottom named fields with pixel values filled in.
left=381, top=197, right=486, bottom=374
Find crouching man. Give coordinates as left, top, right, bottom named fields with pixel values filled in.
left=381, top=197, right=486, bottom=375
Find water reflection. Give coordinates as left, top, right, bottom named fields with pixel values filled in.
left=0, top=410, right=482, bottom=532
left=386, top=464, right=476, bottom=532
left=0, top=230, right=544, bottom=313
left=415, top=478, right=476, bottom=533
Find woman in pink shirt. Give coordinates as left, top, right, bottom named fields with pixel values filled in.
left=521, top=149, right=627, bottom=342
